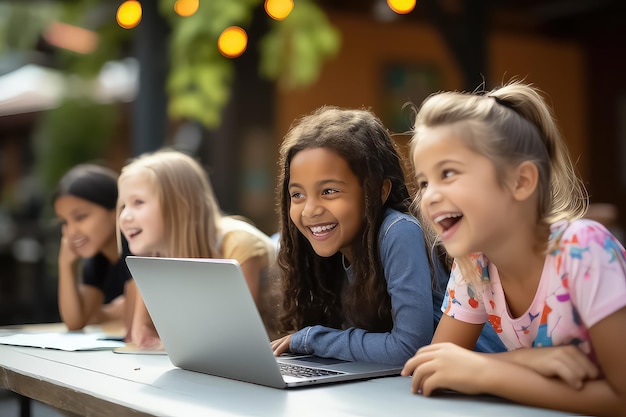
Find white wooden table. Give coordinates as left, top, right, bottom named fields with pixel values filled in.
left=0, top=343, right=575, bottom=417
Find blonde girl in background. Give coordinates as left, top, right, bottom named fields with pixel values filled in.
left=402, top=81, right=626, bottom=416
left=53, top=164, right=135, bottom=332
left=117, top=149, right=276, bottom=348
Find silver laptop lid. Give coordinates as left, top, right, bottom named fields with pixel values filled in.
left=126, top=256, right=402, bottom=388
left=126, top=256, right=287, bottom=388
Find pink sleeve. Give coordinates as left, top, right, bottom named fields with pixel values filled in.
left=561, top=220, right=626, bottom=328
left=442, top=258, right=490, bottom=325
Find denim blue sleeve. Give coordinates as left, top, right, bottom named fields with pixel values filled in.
left=289, top=212, right=436, bottom=366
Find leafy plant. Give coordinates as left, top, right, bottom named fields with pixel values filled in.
left=260, top=0, right=340, bottom=89
left=157, top=0, right=261, bottom=127
left=32, top=97, right=118, bottom=189
left=0, top=0, right=341, bottom=128
left=159, top=0, right=340, bottom=127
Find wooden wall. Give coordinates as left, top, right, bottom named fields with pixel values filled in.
left=275, top=12, right=587, bottom=179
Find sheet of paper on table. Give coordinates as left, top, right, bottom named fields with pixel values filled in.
left=0, top=332, right=125, bottom=351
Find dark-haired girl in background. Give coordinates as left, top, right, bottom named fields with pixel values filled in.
left=53, top=164, right=135, bottom=332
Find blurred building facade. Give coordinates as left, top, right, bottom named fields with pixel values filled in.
left=0, top=0, right=624, bottom=325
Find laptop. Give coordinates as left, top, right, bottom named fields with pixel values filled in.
left=125, top=256, right=403, bottom=389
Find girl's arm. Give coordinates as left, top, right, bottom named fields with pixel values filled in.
left=129, top=290, right=160, bottom=348
left=57, top=238, right=103, bottom=330
left=407, top=313, right=600, bottom=392
left=401, top=314, right=483, bottom=375
left=288, top=216, right=437, bottom=366
left=98, top=295, right=125, bottom=322
left=122, top=279, right=138, bottom=340
left=431, top=314, right=484, bottom=348
left=403, top=308, right=626, bottom=417
left=219, top=223, right=273, bottom=311
left=489, top=344, right=599, bottom=388
left=239, top=254, right=265, bottom=307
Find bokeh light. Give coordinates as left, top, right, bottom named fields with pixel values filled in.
left=174, top=0, right=199, bottom=17
left=217, top=26, right=248, bottom=58
left=117, top=1, right=142, bottom=29
left=264, top=0, right=294, bottom=21
left=387, top=0, right=416, bottom=14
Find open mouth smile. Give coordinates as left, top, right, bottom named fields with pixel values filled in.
left=71, top=237, right=88, bottom=249
left=124, top=228, right=142, bottom=239
left=308, top=223, right=337, bottom=237
left=433, top=213, right=462, bottom=233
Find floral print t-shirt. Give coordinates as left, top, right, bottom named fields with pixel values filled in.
left=442, top=219, right=626, bottom=364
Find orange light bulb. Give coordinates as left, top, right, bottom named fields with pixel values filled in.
left=117, top=0, right=142, bottom=29
left=174, top=0, right=199, bottom=17
left=217, top=26, right=248, bottom=58
left=264, top=0, right=294, bottom=21
left=387, top=0, right=416, bottom=14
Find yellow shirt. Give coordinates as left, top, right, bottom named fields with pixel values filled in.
left=218, top=216, right=276, bottom=267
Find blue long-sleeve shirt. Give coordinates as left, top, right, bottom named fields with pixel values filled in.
left=289, top=209, right=447, bottom=366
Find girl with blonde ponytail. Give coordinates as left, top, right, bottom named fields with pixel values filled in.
left=402, top=81, right=626, bottom=416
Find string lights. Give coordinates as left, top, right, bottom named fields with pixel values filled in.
left=115, top=1, right=415, bottom=58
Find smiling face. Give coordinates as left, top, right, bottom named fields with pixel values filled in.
left=412, top=125, right=516, bottom=258
left=54, top=195, right=117, bottom=259
left=288, top=147, right=364, bottom=263
left=118, top=171, right=167, bottom=257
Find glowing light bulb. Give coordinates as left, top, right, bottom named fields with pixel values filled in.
left=174, top=0, right=199, bottom=17
left=387, top=0, right=416, bottom=14
left=264, top=0, right=294, bottom=21
left=117, top=0, right=142, bottom=29
left=217, top=26, right=248, bottom=58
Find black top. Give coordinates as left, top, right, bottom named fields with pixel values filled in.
left=82, top=237, right=132, bottom=303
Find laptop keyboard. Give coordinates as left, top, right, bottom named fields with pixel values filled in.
left=278, top=362, right=343, bottom=378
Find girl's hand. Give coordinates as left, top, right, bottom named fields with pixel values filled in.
left=130, top=322, right=162, bottom=350
left=401, top=342, right=490, bottom=396
left=500, top=345, right=599, bottom=389
left=58, top=236, right=80, bottom=269
left=271, top=334, right=292, bottom=356
left=99, top=295, right=126, bottom=323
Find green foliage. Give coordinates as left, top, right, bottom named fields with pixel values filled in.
left=159, top=0, right=340, bottom=126
left=158, top=0, right=260, bottom=127
left=53, top=1, right=133, bottom=77
left=0, top=0, right=341, bottom=130
left=260, top=0, right=341, bottom=89
left=0, top=2, right=55, bottom=54
left=0, top=2, right=129, bottom=194
left=33, top=98, right=118, bottom=189
left=0, top=1, right=131, bottom=75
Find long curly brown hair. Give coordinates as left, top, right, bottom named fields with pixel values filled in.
left=275, top=106, right=416, bottom=334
